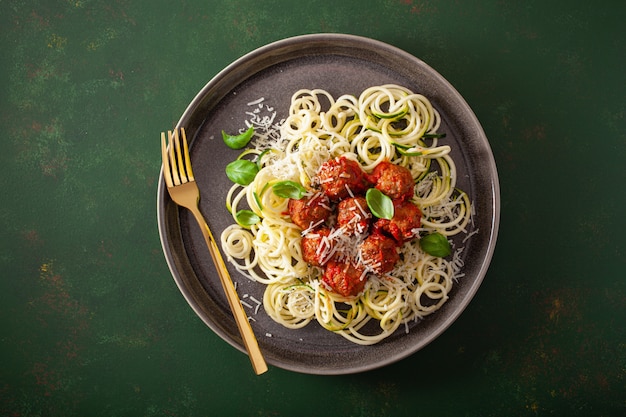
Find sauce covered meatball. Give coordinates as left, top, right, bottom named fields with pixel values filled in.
left=359, top=233, right=400, bottom=275
left=374, top=200, right=422, bottom=243
left=336, top=196, right=371, bottom=235
left=301, top=227, right=332, bottom=267
left=322, top=259, right=367, bottom=297
left=288, top=192, right=332, bottom=230
left=367, top=160, right=414, bottom=201
left=317, top=156, right=371, bottom=201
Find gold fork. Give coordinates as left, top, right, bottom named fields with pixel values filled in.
left=161, top=128, right=268, bottom=375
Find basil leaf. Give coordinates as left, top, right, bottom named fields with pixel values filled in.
left=222, top=126, right=254, bottom=149
left=225, top=159, right=258, bottom=185
left=366, top=188, right=394, bottom=220
left=272, top=181, right=307, bottom=199
left=235, top=210, right=260, bottom=227
left=419, top=232, right=452, bottom=257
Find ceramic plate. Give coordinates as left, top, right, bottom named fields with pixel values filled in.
left=157, top=34, right=500, bottom=375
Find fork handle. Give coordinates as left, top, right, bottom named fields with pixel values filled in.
left=189, top=207, right=268, bottom=375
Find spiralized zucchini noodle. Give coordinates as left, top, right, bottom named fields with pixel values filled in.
left=220, top=84, right=474, bottom=345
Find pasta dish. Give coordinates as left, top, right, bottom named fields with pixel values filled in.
left=219, top=84, right=474, bottom=345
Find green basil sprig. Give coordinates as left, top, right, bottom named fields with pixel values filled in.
left=366, top=188, right=394, bottom=220
left=225, top=159, right=258, bottom=185
left=272, top=181, right=307, bottom=199
left=419, top=232, right=451, bottom=257
left=235, top=209, right=260, bottom=227
left=222, top=126, right=254, bottom=149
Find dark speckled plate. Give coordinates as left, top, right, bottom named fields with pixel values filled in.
left=157, top=34, right=500, bottom=375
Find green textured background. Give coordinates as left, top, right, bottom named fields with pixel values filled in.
left=1, top=0, right=624, bottom=416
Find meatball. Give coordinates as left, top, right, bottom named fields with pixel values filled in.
left=316, top=156, right=371, bottom=201
left=374, top=200, right=422, bottom=243
left=359, top=233, right=400, bottom=275
left=301, top=227, right=332, bottom=267
left=336, top=196, right=371, bottom=235
left=322, top=259, right=367, bottom=297
left=288, top=192, right=332, bottom=230
left=368, top=161, right=414, bottom=200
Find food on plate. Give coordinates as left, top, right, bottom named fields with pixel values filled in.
left=220, top=84, right=474, bottom=344
left=336, top=196, right=371, bottom=236
left=317, top=156, right=370, bottom=201
left=322, top=259, right=367, bottom=298
left=287, top=192, right=332, bottom=230
left=367, top=160, right=414, bottom=201
left=373, top=199, right=422, bottom=244
left=359, top=233, right=399, bottom=275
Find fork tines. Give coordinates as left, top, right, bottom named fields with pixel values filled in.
left=161, top=128, right=194, bottom=187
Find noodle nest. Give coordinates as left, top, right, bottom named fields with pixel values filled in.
left=220, top=84, right=473, bottom=345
